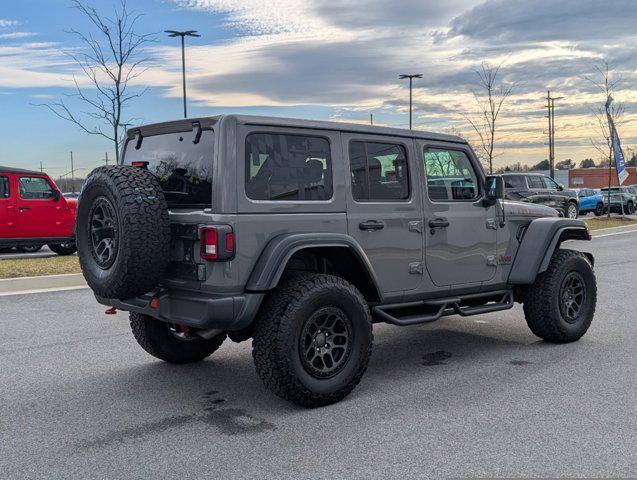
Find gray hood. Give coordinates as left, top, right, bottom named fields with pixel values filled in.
left=503, top=200, right=559, bottom=220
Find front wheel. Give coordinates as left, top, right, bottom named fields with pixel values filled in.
left=130, top=312, right=226, bottom=364
left=523, top=249, right=596, bottom=343
left=48, top=242, right=77, bottom=256
left=252, top=274, right=373, bottom=408
left=626, top=201, right=635, bottom=215
left=566, top=202, right=578, bottom=219
left=594, top=203, right=605, bottom=216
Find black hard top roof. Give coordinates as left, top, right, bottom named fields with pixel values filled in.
left=125, top=114, right=467, bottom=145
left=0, top=166, right=43, bottom=175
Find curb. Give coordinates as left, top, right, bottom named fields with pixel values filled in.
left=0, top=273, right=87, bottom=296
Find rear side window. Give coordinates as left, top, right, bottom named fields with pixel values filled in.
left=349, top=141, right=409, bottom=201
left=504, top=175, right=525, bottom=189
left=124, top=130, right=214, bottom=207
left=424, top=148, right=479, bottom=201
left=245, top=133, right=332, bottom=201
left=528, top=176, right=544, bottom=189
left=0, top=176, right=8, bottom=198
left=19, top=177, right=54, bottom=200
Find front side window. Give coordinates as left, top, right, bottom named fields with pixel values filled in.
left=349, top=141, right=409, bottom=201
left=424, top=148, right=479, bottom=201
left=542, top=176, right=559, bottom=190
left=19, top=177, right=54, bottom=200
left=0, top=176, right=9, bottom=198
left=124, top=130, right=214, bottom=207
left=245, top=133, right=332, bottom=201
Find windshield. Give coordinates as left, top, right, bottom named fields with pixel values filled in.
left=123, top=129, right=214, bottom=207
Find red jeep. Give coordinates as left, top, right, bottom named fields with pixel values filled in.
left=0, top=167, right=77, bottom=255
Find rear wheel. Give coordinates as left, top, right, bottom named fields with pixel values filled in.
left=48, top=242, right=77, bottom=256
left=130, top=312, right=226, bottom=364
left=523, top=249, right=596, bottom=343
left=252, top=274, right=373, bottom=408
left=594, top=202, right=604, bottom=216
left=626, top=201, right=635, bottom=215
left=566, top=202, right=578, bottom=219
left=17, top=245, right=42, bottom=253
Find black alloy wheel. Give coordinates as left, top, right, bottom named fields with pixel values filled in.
left=299, top=306, right=353, bottom=379
left=559, top=271, right=586, bottom=324
left=88, top=196, right=119, bottom=269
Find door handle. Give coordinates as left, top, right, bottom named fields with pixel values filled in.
left=19, top=206, right=31, bottom=211
left=428, top=218, right=450, bottom=229
left=359, top=220, right=385, bottom=231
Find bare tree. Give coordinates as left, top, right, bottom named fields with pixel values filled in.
left=463, top=61, right=514, bottom=174
left=40, top=0, right=153, bottom=162
left=585, top=61, right=624, bottom=216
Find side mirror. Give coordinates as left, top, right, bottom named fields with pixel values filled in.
left=52, top=189, right=61, bottom=202
left=557, top=184, right=564, bottom=191
left=483, top=175, right=504, bottom=206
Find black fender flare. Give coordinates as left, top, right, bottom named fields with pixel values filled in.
left=508, top=217, right=592, bottom=285
left=245, top=233, right=382, bottom=300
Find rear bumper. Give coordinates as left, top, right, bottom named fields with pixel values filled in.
left=95, top=289, right=264, bottom=331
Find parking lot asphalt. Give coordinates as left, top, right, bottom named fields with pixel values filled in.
left=0, top=232, right=635, bottom=479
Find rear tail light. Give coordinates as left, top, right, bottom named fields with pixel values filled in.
left=131, top=161, right=149, bottom=168
left=199, top=225, right=235, bottom=261
left=200, top=227, right=218, bottom=260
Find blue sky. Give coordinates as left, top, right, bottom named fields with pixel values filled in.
left=1, top=0, right=637, bottom=177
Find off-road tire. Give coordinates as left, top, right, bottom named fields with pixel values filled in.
left=627, top=201, right=635, bottom=215
left=523, top=249, right=596, bottom=343
left=594, top=202, right=604, bottom=216
left=566, top=201, right=578, bottom=219
left=252, top=274, right=373, bottom=408
left=130, top=312, right=226, bottom=364
left=48, top=242, right=77, bottom=256
left=17, top=245, right=42, bottom=253
left=76, top=166, right=171, bottom=299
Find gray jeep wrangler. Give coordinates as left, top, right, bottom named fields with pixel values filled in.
left=76, top=115, right=596, bottom=407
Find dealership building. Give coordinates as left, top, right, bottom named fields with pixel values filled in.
left=567, top=167, right=637, bottom=189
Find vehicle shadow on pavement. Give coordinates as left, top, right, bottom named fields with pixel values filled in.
left=73, top=322, right=563, bottom=449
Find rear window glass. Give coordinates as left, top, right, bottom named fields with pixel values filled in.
left=0, top=176, right=8, bottom=198
left=245, top=133, right=333, bottom=201
left=124, top=130, right=214, bottom=207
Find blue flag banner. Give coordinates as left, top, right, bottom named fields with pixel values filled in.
left=605, top=96, right=629, bottom=185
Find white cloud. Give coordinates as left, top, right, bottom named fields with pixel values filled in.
left=0, top=42, right=80, bottom=88
left=0, top=31, right=36, bottom=40
left=0, top=19, right=20, bottom=28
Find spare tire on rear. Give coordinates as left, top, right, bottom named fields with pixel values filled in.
left=76, top=166, right=171, bottom=300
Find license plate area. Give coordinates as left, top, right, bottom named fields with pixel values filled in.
left=168, top=223, right=206, bottom=281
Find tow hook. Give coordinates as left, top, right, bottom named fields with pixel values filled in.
left=105, top=307, right=117, bottom=315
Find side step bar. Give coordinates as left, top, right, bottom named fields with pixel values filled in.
left=372, top=290, right=514, bottom=326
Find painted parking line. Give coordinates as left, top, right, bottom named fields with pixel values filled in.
left=593, top=228, right=637, bottom=239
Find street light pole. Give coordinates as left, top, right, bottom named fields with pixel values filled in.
left=546, top=91, right=563, bottom=180
left=399, top=74, right=422, bottom=130
left=165, top=30, right=201, bottom=119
